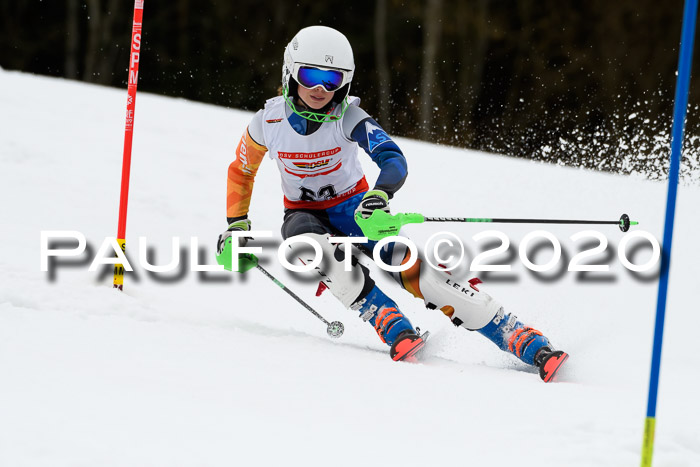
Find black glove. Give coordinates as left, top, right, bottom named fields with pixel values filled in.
left=354, top=190, right=390, bottom=219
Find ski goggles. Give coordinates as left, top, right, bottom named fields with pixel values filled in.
left=294, top=65, right=350, bottom=92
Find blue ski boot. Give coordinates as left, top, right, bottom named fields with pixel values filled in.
left=477, top=309, right=568, bottom=382
left=352, top=285, right=427, bottom=361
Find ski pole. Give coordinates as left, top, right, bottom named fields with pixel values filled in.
left=355, top=211, right=638, bottom=241
left=252, top=258, right=345, bottom=338
left=216, top=247, right=344, bottom=338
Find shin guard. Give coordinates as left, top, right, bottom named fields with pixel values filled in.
left=294, top=233, right=373, bottom=309
left=414, top=263, right=502, bottom=330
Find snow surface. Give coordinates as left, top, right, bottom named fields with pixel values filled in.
left=1, top=69, right=699, bottom=466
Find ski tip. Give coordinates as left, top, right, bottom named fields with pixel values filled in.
left=539, top=350, right=569, bottom=383
left=390, top=332, right=427, bottom=362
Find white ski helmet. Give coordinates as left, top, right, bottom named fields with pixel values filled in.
left=282, top=26, right=355, bottom=122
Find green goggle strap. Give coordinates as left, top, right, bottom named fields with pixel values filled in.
left=282, top=85, right=350, bottom=123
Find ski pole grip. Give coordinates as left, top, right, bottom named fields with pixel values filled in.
left=215, top=239, right=259, bottom=273
left=237, top=253, right=260, bottom=273
left=354, top=210, right=425, bottom=240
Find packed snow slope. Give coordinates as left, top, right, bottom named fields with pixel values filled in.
left=1, top=69, right=699, bottom=467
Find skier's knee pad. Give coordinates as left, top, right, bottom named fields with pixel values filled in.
left=417, top=263, right=502, bottom=330
left=292, top=233, right=373, bottom=309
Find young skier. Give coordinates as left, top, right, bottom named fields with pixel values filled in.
left=218, top=26, right=568, bottom=380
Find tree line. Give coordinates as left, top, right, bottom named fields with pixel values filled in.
left=2, top=0, right=698, bottom=180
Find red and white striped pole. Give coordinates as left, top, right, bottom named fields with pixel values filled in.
left=114, top=0, right=144, bottom=290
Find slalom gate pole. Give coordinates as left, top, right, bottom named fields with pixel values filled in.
left=641, top=0, right=698, bottom=465
left=113, top=0, right=145, bottom=290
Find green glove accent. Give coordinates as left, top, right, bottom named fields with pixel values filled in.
left=363, top=189, right=389, bottom=202
left=215, top=237, right=259, bottom=273
left=354, top=210, right=425, bottom=241
left=228, top=218, right=252, bottom=231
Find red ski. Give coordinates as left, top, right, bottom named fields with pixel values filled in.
left=390, top=331, right=429, bottom=362
left=538, top=350, right=569, bottom=383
